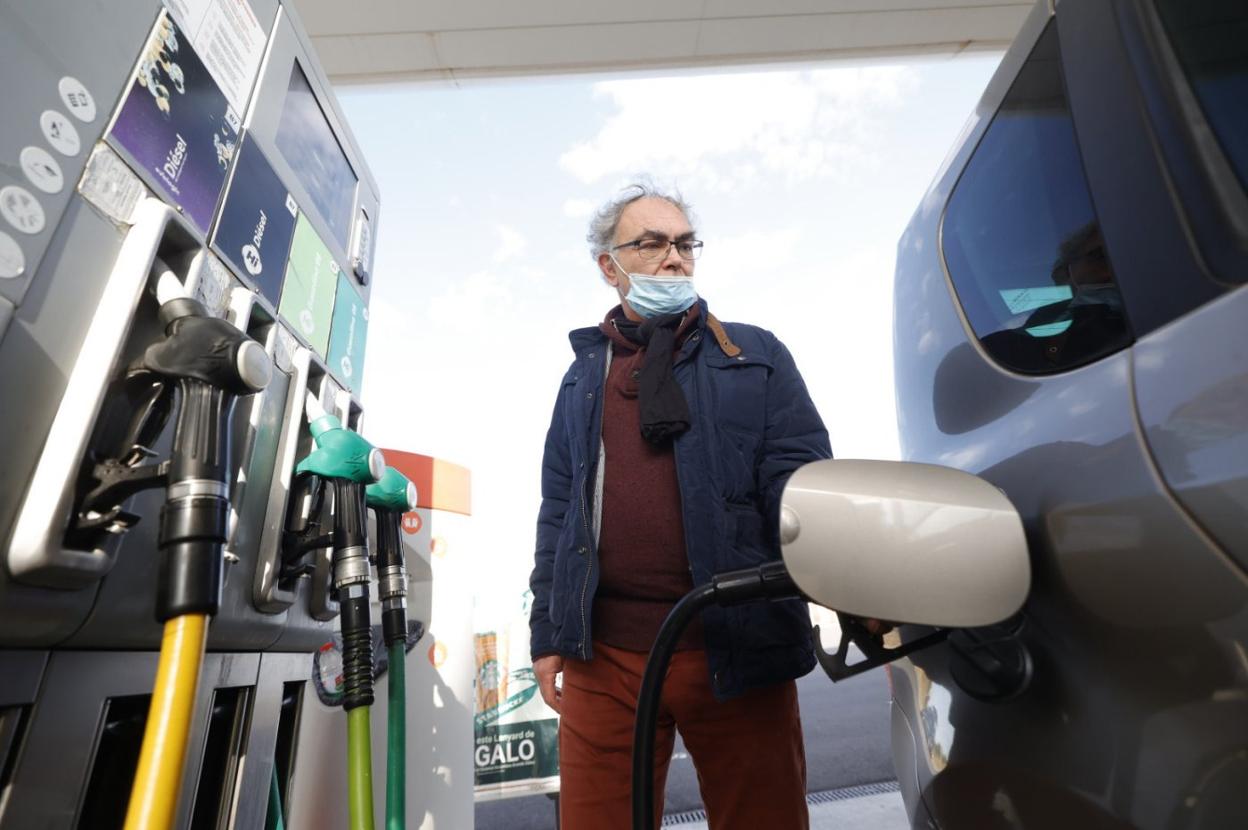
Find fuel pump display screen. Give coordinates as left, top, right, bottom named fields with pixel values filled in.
left=275, top=62, right=357, bottom=250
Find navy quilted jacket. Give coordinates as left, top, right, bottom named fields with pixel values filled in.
left=528, top=300, right=832, bottom=700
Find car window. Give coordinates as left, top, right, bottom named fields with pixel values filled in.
left=1154, top=0, right=1248, bottom=196
left=941, top=23, right=1132, bottom=375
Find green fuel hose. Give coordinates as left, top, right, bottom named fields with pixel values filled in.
left=367, top=468, right=417, bottom=830
left=386, top=641, right=406, bottom=830
left=266, top=766, right=284, bottom=830
left=347, top=706, right=376, bottom=830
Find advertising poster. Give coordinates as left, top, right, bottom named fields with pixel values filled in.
left=473, top=589, right=560, bottom=798
left=109, top=11, right=239, bottom=233
left=326, top=271, right=368, bottom=392
left=212, top=135, right=297, bottom=302
left=279, top=214, right=339, bottom=359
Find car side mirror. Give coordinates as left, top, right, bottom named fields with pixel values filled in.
left=779, top=459, right=1030, bottom=679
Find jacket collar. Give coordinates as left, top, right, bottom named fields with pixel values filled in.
left=568, top=298, right=710, bottom=356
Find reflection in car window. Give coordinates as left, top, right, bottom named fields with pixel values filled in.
left=941, top=24, right=1132, bottom=375
left=1155, top=0, right=1248, bottom=195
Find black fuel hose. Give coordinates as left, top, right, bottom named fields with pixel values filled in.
left=632, top=561, right=799, bottom=830
left=333, top=478, right=375, bottom=712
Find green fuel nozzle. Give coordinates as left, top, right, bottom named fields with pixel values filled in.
left=296, top=393, right=386, bottom=485
left=367, top=467, right=418, bottom=646
left=366, top=467, right=418, bottom=514
left=295, top=392, right=382, bottom=714
left=145, top=270, right=271, bottom=622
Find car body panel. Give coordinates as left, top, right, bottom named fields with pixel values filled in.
left=1133, top=284, right=1248, bottom=574
left=889, top=1, right=1248, bottom=826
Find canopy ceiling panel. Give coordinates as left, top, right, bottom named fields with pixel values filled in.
left=290, top=0, right=1033, bottom=84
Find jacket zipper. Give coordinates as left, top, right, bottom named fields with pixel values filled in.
left=577, top=470, right=594, bottom=659
left=577, top=348, right=608, bottom=659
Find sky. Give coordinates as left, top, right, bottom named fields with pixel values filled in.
left=336, top=54, right=1001, bottom=617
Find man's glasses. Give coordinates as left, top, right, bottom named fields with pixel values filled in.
left=612, top=236, right=704, bottom=261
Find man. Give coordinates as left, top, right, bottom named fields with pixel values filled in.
left=528, top=183, right=831, bottom=829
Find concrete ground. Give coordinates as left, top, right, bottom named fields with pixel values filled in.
left=806, top=792, right=907, bottom=830
left=684, top=791, right=907, bottom=828
left=661, top=783, right=908, bottom=828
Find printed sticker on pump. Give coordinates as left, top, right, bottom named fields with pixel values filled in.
left=163, top=0, right=269, bottom=115
left=109, top=11, right=238, bottom=234
left=326, top=271, right=369, bottom=392
left=212, top=136, right=297, bottom=302
left=278, top=214, right=339, bottom=359
left=78, top=144, right=149, bottom=226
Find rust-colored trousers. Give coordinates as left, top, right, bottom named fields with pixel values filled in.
left=558, top=641, right=809, bottom=830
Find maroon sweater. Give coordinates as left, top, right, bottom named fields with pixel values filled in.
left=592, top=307, right=703, bottom=652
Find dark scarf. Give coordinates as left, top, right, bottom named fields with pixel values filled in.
left=612, top=312, right=691, bottom=445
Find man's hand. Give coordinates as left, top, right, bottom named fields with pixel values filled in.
left=533, top=654, right=564, bottom=714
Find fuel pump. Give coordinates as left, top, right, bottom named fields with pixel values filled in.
left=114, top=269, right=271, bottom=830
left=366, top=466, right=418, bottom=830
left=292, top=392, right=385, bottom=830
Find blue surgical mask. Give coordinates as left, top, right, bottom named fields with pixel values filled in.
left=612, top=256, right=698, bottom=318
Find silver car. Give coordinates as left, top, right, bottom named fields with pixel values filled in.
left=888, top=0, right=1248, bottom=827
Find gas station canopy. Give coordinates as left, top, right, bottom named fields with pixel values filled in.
left=292, top=0, right=1033, bottom=85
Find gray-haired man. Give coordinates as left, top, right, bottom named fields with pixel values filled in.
left=529, top=183, right=831, bottom=829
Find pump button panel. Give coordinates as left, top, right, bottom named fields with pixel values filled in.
left=0, top=186, right=46, bottom=235
left=20, top=146, right=65, bottom=195
left=39, top=110, right=81, bottom=157
left=57, top=76, right=97, bottom=123
left=0, top=231, right=24, bottom=279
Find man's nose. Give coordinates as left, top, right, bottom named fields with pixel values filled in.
left=660, top=243, right=686, bottom=272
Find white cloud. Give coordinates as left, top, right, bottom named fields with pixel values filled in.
left=559, top=66, right=917, bottom=191
left=698, top=226, right=804, bottom=297
left=492, top=224, right=528, bottom=263
left=562, top=198, right=595, bottom=218
left=700, top=240, right=900, bottom=461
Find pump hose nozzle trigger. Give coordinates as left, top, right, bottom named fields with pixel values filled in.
left=143, top=288, right=272, bottom=622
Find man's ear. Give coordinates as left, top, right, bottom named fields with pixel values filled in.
left=598, top=253, right=620, bottom=286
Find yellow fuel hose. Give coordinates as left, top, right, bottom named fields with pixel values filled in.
left=124, top=614, right=208, bottom=830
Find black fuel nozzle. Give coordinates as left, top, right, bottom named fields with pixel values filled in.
left=144, top=270, right=271, bottom=622
left=280, top=471, right=333, bottom=578
left=366, top=467, right=418, bottom=647
left=333, top=477, right=375, bottom=711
